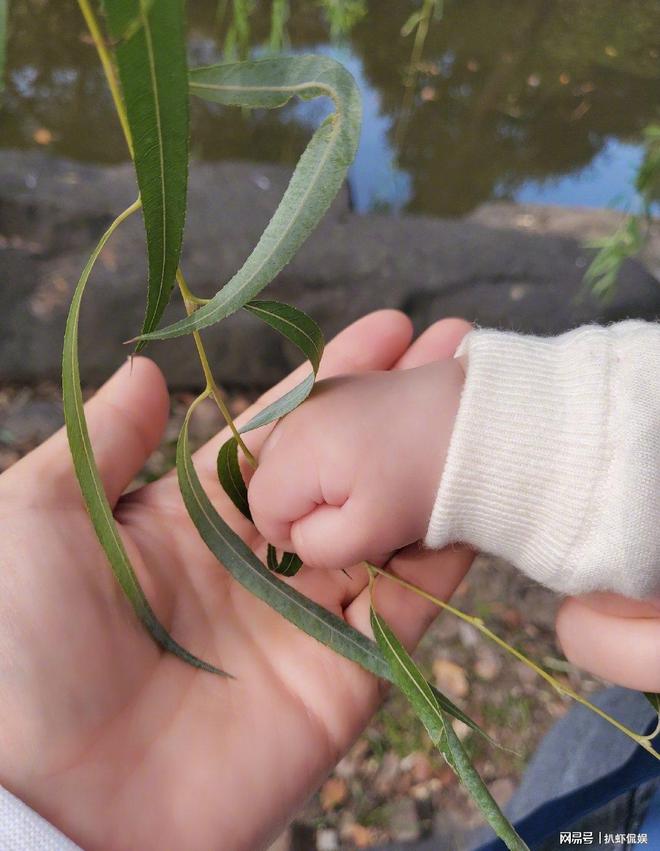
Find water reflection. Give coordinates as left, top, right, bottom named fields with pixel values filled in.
left=2, top=0, right=658, bottom=216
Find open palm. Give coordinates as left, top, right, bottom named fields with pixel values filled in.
left=0, top=311, right=473, bottom=851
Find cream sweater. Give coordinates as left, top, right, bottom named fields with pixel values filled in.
left=3, top=320, right=660, bottom=849
left=426, top=320, right=660, bottom=599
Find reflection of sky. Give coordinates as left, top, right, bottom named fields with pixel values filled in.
left=515, top=140, right=648, bottom=212
left=290, top=45, right=412, bottom=213
left=292, top=46, right=648, bottom=215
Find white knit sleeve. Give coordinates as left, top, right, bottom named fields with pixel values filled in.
left=425, top=320, right=660, bottom=598
left=0, top=786, right=82, bottom=850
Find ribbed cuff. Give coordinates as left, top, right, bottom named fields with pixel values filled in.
left=0, top=786, right=81, bottom=851
left=425, top=325, right=614, bottom=593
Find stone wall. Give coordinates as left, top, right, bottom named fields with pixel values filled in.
left=1, top=150, right=658, bottom=389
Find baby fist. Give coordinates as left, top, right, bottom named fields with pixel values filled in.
left=247, top=359, right=464, bottom=571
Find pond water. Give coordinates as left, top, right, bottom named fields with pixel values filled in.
left=2, top=0, right=659, bottom=217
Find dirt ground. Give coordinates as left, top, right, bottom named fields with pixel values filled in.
left=0, top=382, right=608, bottom=850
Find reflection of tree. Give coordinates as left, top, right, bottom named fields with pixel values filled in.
left=351, top=0, right=660, bottom=214
left=0, top=0, right=316, bottom=163
left=2, top=0, right=659, bottom=215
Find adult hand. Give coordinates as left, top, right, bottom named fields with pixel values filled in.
left=0, top=310, right=473, bottom=851
left=557, top=593, right=660, bottom=692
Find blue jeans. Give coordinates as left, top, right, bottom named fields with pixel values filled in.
left=470, top=687, right=659, bottom=850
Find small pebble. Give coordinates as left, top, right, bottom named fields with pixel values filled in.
left=316, top=828, right=339, bottom=851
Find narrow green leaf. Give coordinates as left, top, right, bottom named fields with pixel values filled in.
left=103, top=0, right=189, bottom=345
left=269, top=0, right=290, bottom=52
left=239, top=299, right=324, bottom=433
left=370, top=606, right=453, bottom=760
left=319, top=0, right=367, bottom=40
left=267, top=544, right=302, bottom=577
left=216, top=299, right=322, bottom=513
left=177, top=416, right=489, bottom=738
left=645, top=693, right=660, bottom=716
left=62, top=199, right=228, bottom=677
left=443, top=715, right=529, bottom=851
left=217, top=302, right=322, bottom=578
left=136, top=55, right=361, bottom=343
left=214, top=392, right=303, bottom=579
left=241, top=372, right=316, bottom=434
left=0, top=0, right=7, bottom=94
left=442, top=721, right=529, bottom=851
left=244, top=300, right=324, bottom=373
left=217, top=436, right=252, bottom=520
left=584, top=214, right=645, bottom=301
left=371, top=607, right=529, bottom=851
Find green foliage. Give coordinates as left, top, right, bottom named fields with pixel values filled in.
left=401, top=0, right=443, bottom=38
left=216, top=436, right=252, bottom=520
left=370, top=603, right=529, bottom=849
left=583, top=217, right=646, bottom=300
left=645, top=692, right=660, bottom=716
left=103, top=0, right=189, bottom=346
left=240, top=299, right=324, bottom=428
left=136, top=55, right=361, bottom=344
left=318, top=0, right=367, bottom=40
left=217, top=0, right=365, bottom=52
left=62, top=198, right=228, bottom=676
left=220, top=0, right=254, bottom=60
left=584, top=124, right=660, bottom=299
left=217, top=300, right=324, bottom=577
left=269, top=0, right=290, bottom=52
left=370, top=604, right=454, bottom=761
left=266, top=546, right=302, bottom=576
left=636, top=124, right=660, bottom=202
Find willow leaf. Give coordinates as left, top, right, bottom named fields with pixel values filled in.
left=136, top=55, right=361, bottom=343
left=241, top=373, right=315, bottom=434
left=215, top=442, right=302, bottom=576
left=239, top=299, right=324, bottom=433
left=103, top=0, right=189, bottom=345
left=62, top=199, right=227, bottom=677
left=267, top=545, right=302, bottom=577
left=269, top=0, right=290, bottom=52
left=217, top=301, right=322, bottom=578
left=370, top=606, right=453, bottom=761
left=442, top=721, right=528, bottom=850
left=371, top=607, right=528, bottom=851
left=216, top=301, right=322, bottom=509
left=217, top=436, right=251, bottom=520
left=645, top=693, right=660, bottom=716
left=178, top=415, right=489, bottom=738
left=244, top=300, right=323, bottom=372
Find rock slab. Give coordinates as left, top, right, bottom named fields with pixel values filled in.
left=2, top=151, right=658, bottom=389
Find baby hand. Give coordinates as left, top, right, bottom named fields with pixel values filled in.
left=248, top=359, right=465, bottom=570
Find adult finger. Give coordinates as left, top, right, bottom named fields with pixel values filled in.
left=556, top=596, right=660, bottom=691
left=395, top=317, right=472, bottom=369
left=570, top=592, right=660, bottom=620
left=7, top=357, right=169, bottom=508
